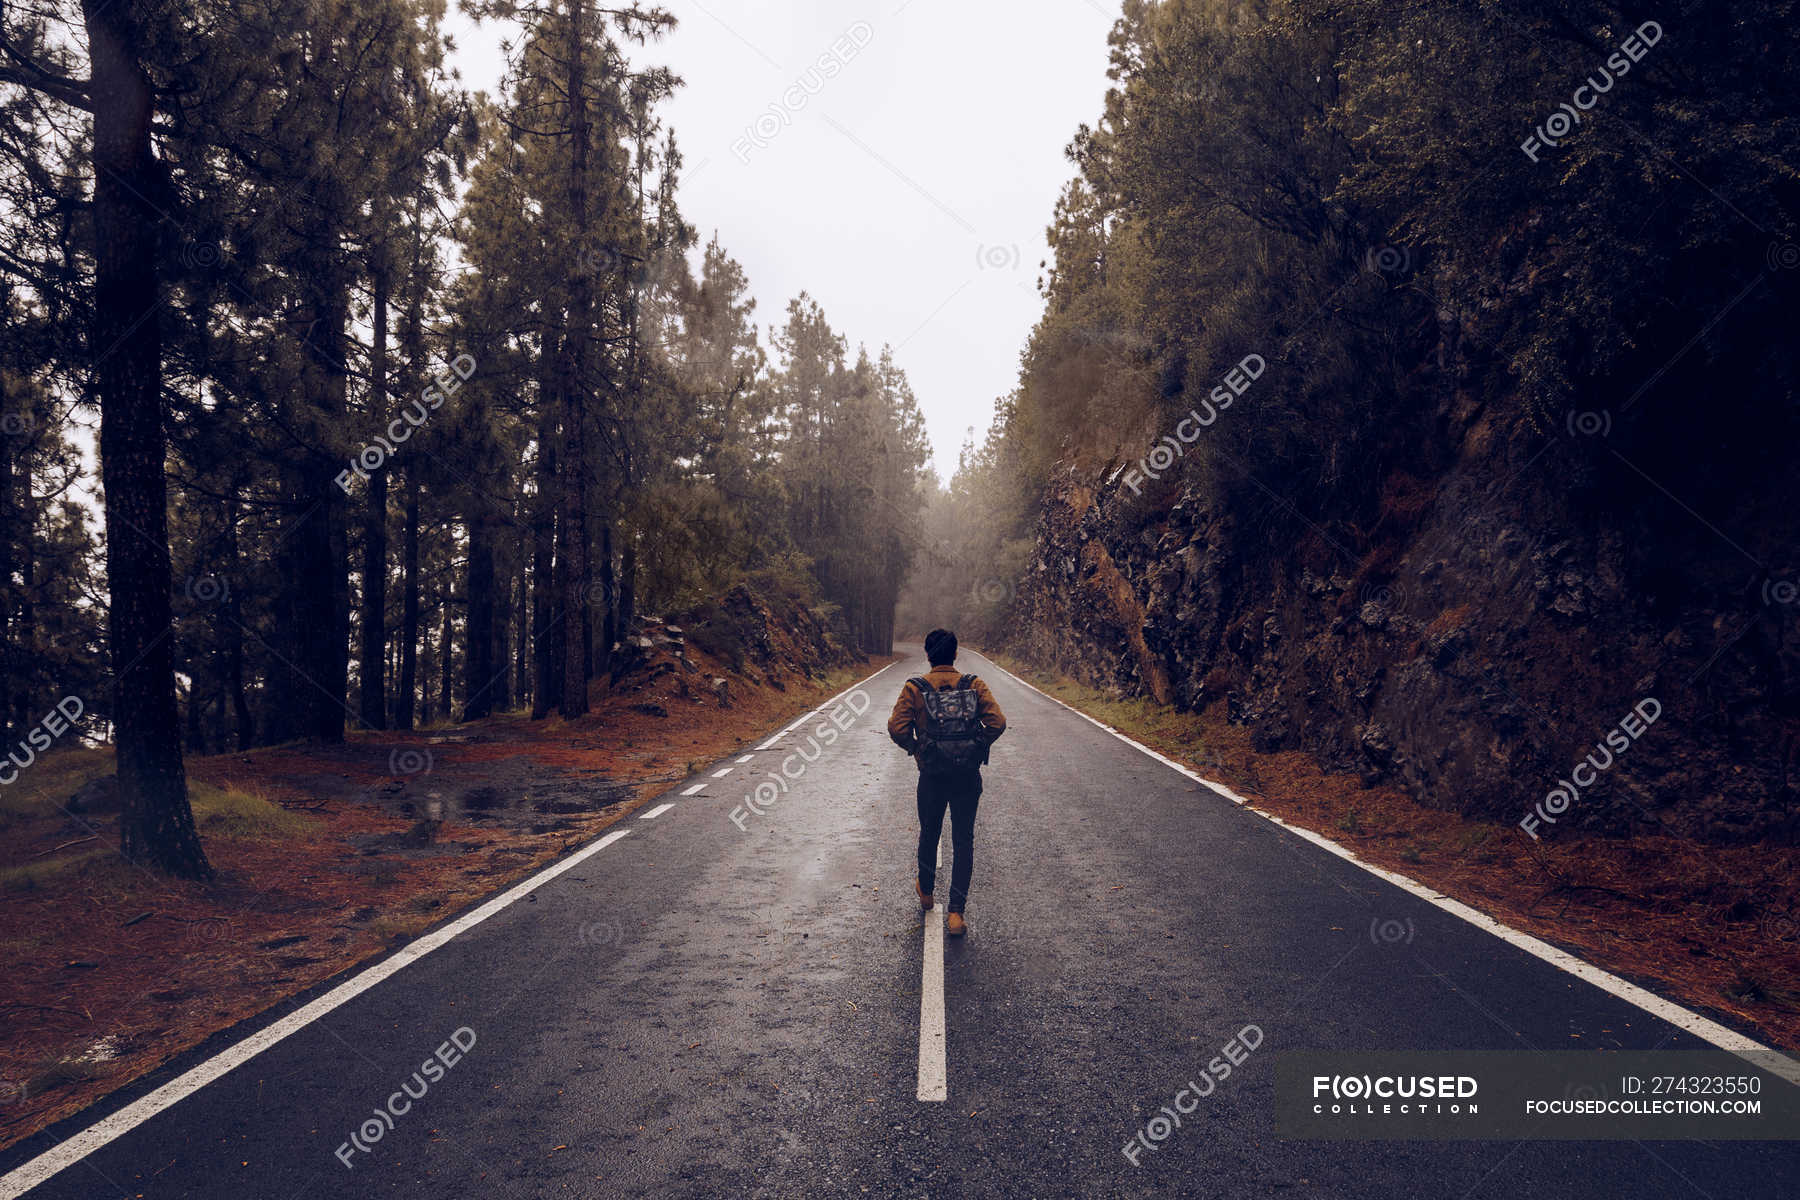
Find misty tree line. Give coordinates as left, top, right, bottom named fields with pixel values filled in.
left=0, top=0, right=929, bottom=878
left=911, top=0, right=1798, bottom=642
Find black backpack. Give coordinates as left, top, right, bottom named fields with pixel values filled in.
left=910, top=674, right=988, bottom=775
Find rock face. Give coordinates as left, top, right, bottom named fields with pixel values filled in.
left=675, top=582, right=861, bottom=685
left=607, top=583, right=859, bottom=705
left=1011, top=446, right=1800, bottom=845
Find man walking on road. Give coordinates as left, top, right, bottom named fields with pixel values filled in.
left=887, top=629, right=1006, bottom=936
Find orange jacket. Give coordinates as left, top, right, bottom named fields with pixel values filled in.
left=887, top=664, right=1007, bottom=759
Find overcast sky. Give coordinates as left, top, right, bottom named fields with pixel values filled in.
left=444, top=0, right=1120, bottom=482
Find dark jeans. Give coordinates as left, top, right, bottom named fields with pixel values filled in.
left=917, top=769, right=982, bottom=914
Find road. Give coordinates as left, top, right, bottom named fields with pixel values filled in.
left=4, top=644, right=1798, bottom=1198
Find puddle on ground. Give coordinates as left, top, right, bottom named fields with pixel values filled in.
left=458, top=785, right=504, bottom=812
left=337, top=749, right=645, bottom=832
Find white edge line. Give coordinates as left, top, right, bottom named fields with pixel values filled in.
left=638, top=803, right=675, bottom=820
left=967, top=650, right=1800, bottom=1087
left=777, top=661, right=897, bottom=743
left=711, top=767, right=734, bottom=778
left=735, top=755, right=755, bottom=764
left=756, top=736, right=782, bottom=751
left=0, top=827, right=634, bottom=1200
left=680, top=783, right=707, bottom=796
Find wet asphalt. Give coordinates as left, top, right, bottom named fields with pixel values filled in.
left=4, top=644, right=1798, bottom=1198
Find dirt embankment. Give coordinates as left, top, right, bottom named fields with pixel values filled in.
left=0, top=582, right=868, bottom=1152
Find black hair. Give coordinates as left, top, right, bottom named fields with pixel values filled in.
left=924, top=628, right=958, bottom=666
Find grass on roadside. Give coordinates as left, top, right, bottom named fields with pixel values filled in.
left=0, top=746, right=113, bottom=829
left=1, top=775, right=311, bottom=895
left=188, top=782, right=312, bottom=839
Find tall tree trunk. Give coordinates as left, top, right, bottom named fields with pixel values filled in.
left=618, top=539, right=636, bottom=647
left=359, top=263, right=390, bottom=729
left=0, top=370, right=16, bottom=746
left=488, top=567, right=509, bottom=713
left=462, top=511, right=495, bottom=720
left=514, top=558, right=529, bottom=704
left=289, top=261, right=350, bottom=743
left=492, top=555, right=512, bottom=711
left=393, top=191, right=426, bottom=731
left=437, top=573, right=454, bottom=722
left=595, top=521, right=614, bottom=678
left=396, top=465, right=420, bottom=730
left=557, top=0, right=591, bottom=719
left=582, top=561, right=594, bottom=680
left=83, top=0, right=211, bottom=878
left=184, top=675, right=205, bottom=753
left=12, top=495, right=30, bottom=735
left=224, top=502, right=252, bottom=750
left=531, top=338, right=561, bottom=718
left=417, top=584, right=435, bottom=724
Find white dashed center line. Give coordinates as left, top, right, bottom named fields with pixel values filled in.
left=917, top=838, right=947, bottom=1102
left=680, top=783, right=707, bottom=796
left=638, top=803, right=674, bottom=820
left=735, top=755, right=754, bottom=764
left=711, top=767, right=734, bottom=778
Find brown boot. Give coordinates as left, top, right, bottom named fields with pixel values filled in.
left=945, top=912, right=967, bottom=937
left=916, top=878, right=933, bottom=912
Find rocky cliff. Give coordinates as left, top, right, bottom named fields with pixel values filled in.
left=1011, top=425, right=1800, bottom=845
